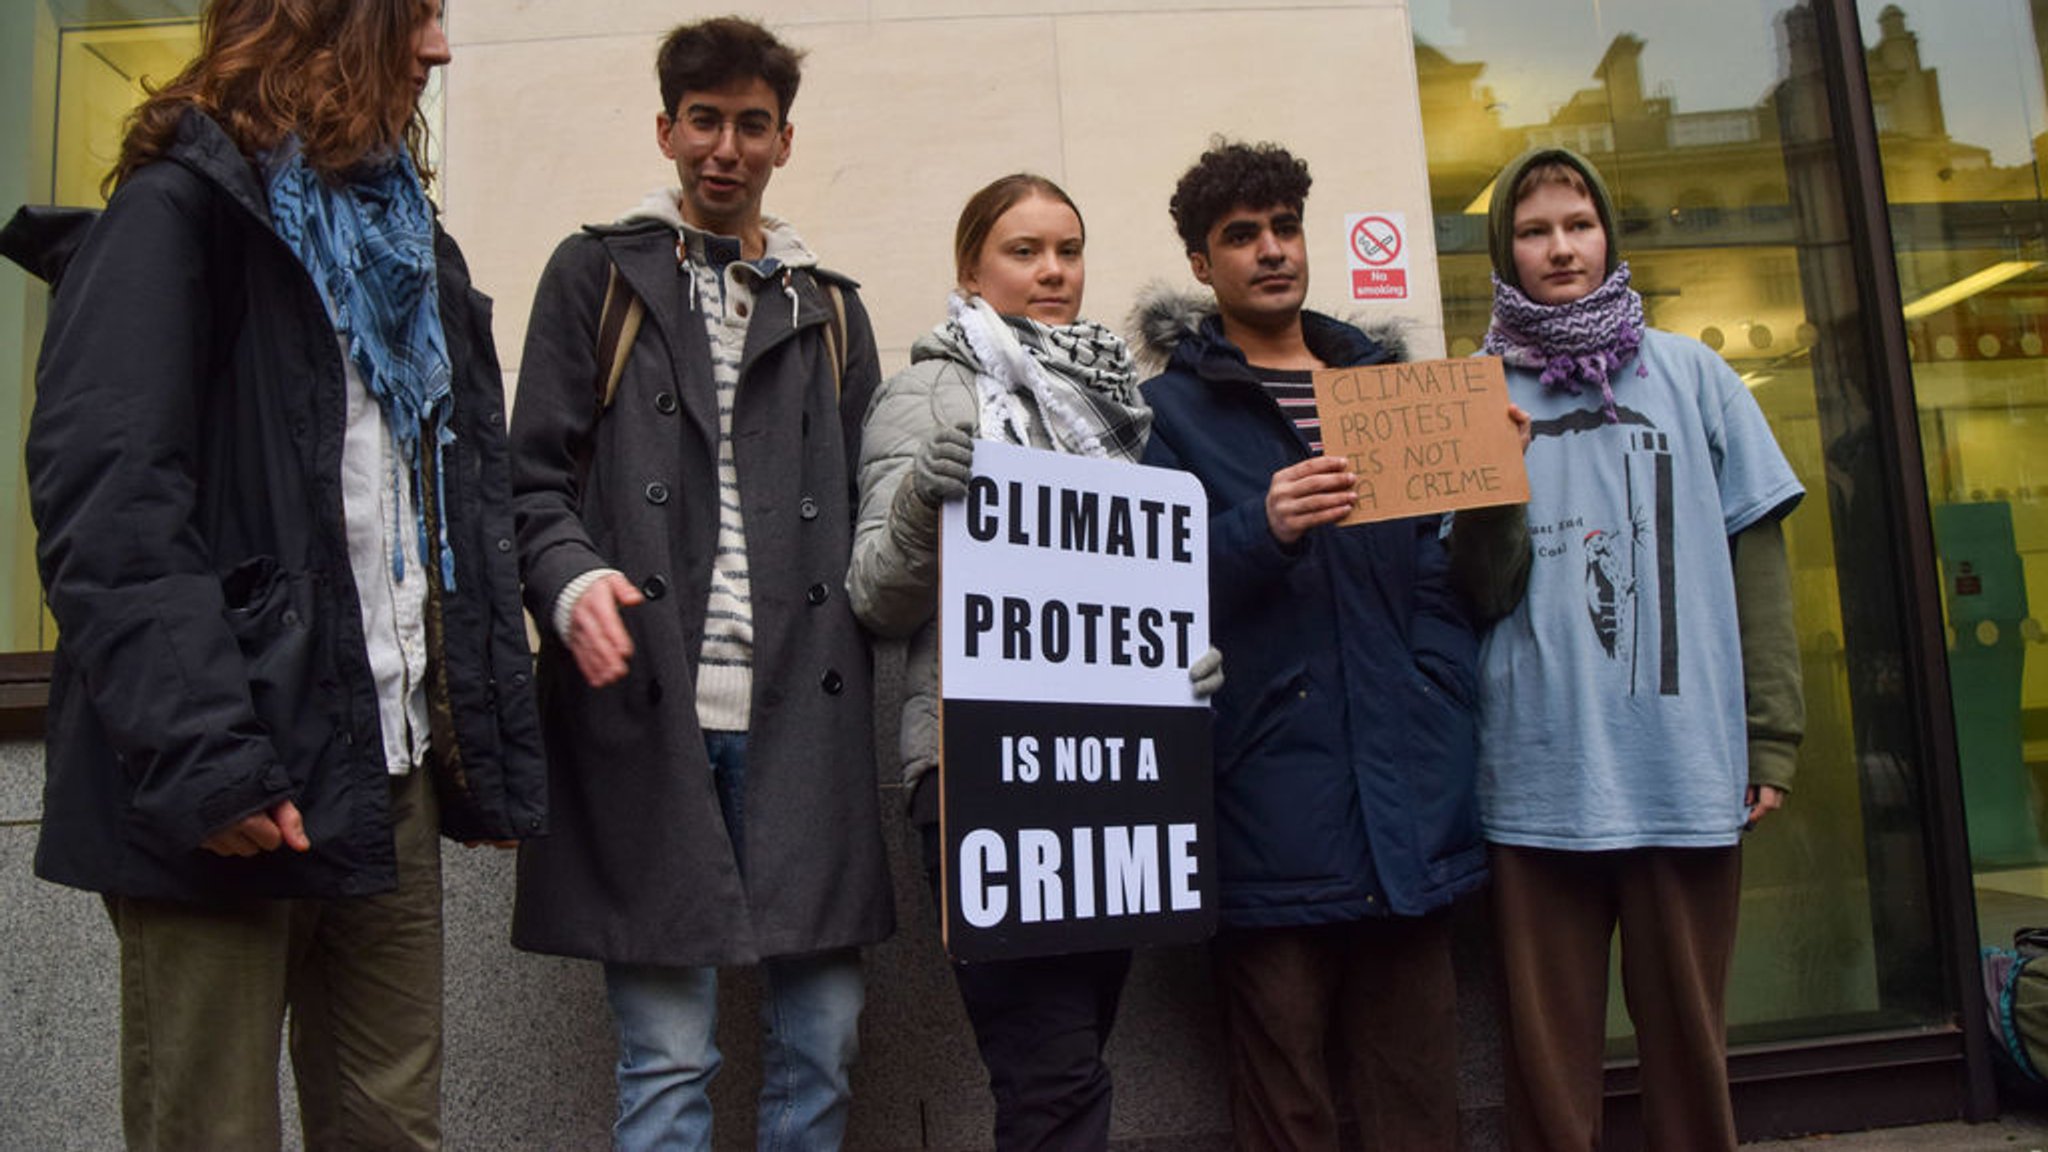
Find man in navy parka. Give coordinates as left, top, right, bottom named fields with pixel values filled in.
left=1134, top=140, right=1487, bottom=1152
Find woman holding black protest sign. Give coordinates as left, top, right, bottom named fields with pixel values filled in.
left=847, top=173, right=1217, bottom=1151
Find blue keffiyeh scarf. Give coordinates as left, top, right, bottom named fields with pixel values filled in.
left=1481, top=261, right=1648, bottom=424
left=266, top=140, right=457, bottom=588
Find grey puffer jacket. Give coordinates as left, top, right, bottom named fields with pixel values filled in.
left=847, top=324, right=1063, bottom=795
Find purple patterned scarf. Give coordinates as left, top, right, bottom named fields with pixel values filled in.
left=1482, top=262, right=1647, bottom=423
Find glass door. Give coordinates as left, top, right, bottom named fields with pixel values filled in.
left=1, top=2, right=201, bottom=654
left=1860, top=1, right=2048, bottom=953
left=1414, top=0, right=1955, bottom=1048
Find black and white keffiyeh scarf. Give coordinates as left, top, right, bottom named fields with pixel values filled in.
left=947, top=292, right=1151, bottom=461
left=1482, top=261, right=1648, bottom=424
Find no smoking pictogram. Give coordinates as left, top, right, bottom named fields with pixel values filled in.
left=1350, top=215, right=1402, bottom=266
left=1343, top=211, right=1409, bottom=300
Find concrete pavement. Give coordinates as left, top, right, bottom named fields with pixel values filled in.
left=1746, top=1111, right=2048, bottom=1150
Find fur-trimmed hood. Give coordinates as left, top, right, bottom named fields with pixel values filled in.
left=1128, top=281, right=1410, bottom=374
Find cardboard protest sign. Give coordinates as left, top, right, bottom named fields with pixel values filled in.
left=939, top=440, right=1215, bottom=963
left=1313, top=355, right=1529, bottom=524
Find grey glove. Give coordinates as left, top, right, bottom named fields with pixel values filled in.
left=909, top=424, right=975, bottom=507
left=888, top=423, right=977, bottom=553
left=1189, top=646, right=1225, bottom=699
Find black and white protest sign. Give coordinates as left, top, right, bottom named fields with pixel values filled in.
left=940, top=440, right=1215, bottom=962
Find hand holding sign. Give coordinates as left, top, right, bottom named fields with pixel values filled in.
left=911, top=424, right=976, bottom=506
left=1265, top=455, right=1358, bottom=545
left=1312, top=356, right=1530, bottom=524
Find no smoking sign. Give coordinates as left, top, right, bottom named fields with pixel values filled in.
left=1344, top=211, right=1409, bottom=301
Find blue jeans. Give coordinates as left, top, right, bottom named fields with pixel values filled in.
left=603, top=732, right=866, bottom=1152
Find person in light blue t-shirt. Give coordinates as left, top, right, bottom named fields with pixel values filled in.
left=1450, top=147, right=1806, bottom=1152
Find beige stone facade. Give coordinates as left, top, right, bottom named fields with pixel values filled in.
left=0, top=5, right=1471, bottom=1148
left=440, top=0, right=1446, bottom=384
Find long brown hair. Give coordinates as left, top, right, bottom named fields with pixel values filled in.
left=109, top=0, right=438, bottom=193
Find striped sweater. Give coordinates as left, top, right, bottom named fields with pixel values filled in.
left=556, top=191, right=826, bottom=732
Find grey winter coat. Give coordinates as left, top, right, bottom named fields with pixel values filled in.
left=509, top=218, right=893, bottom=965
left=849, top=327, right=1007, bottom=794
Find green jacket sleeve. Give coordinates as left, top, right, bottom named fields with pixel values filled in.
left=1733, top=515, right=1804, bottom=792
left=1448, top=503, right=1532, bottom=627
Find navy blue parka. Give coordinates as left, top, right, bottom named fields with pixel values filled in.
left=1136, top=299, right=1486, bottom=926
left=9, top=110, right=546, bottom=902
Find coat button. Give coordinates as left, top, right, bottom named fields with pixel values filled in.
left=654, top=391, right=678, bottom=414
left=641, top=574, right=669, bottom=600
left=735, top=300, right=750, bottom=319
left=819, top=669, right=843, bottom=695
left=806, top=582, right=829, bottom=605
left=798, top=496, right=819, bottom=521
left=496, top=537, right=513, bottom=552
left=646, top=482, right=670, bottom=505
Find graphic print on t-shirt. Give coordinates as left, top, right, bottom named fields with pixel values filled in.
left=1531, top=406, right=1681, bottom=698
left=1582, top=526, right=1630, bottom=657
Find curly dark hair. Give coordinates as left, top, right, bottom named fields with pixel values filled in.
left=657, top=16, right=805, bottom=123
left=1169, top=139, right=1312, bottom=254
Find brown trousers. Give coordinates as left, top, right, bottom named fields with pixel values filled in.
left=1212, top=914, right=1460, bottom=1151
left=1491, top=843, right=1743, bottom=1152
left=106, top=767, right=444, bottom=1152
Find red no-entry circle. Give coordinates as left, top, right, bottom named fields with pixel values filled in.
left=1350, top=216, right=1402, bottom=266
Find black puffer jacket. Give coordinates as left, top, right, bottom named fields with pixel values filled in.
left=10, top=109, right=545, bottom=902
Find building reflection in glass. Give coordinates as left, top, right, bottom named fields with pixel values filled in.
left=1416, top=0, right=2048, bottom=1050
